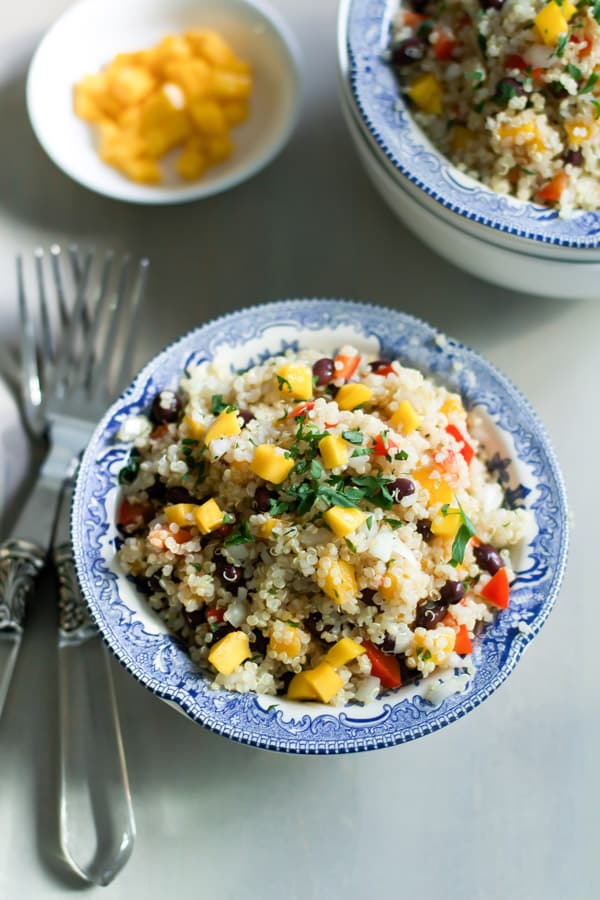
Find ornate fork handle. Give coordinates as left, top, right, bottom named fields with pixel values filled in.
left=54, top=541, right=96, bottom=640
left=0, top=540, right=46, bottom=632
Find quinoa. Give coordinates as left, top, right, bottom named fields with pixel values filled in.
left=389, top=0, right=600, bottom=214
left=116, top=347, right=529, bottom=706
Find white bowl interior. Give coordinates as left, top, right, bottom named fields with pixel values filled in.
left=27, top=0, right=301, bottom=204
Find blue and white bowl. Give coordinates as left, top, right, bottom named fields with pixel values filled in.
left=72, top=299, right=568, bottom=754
left=338, top=0, right=600, bottom=297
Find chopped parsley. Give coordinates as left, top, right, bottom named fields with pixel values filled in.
left=223, top=519, right=253, bottom=545
left=341, top=429, right=364, bottom=444
left=449, top=498, right=477, bottom=567
left=117, top=451, right=140, bottom=485
left=275, top=374, right=293, bottom=392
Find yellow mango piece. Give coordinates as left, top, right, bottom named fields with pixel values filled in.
left=440, top=396, right=464, bottom=418
left=336, top=383, right=372, bottom=411
left=182, top=413, right=205, bottom=440
left=407, top=73, right=442, bottom=115
left=208, top=630, right=251, bottom=675
left=250, top=444, right=294, bottom=484
left=143, top=112, right=192, bottom=158
left=414, top=628, right=456, bottom=666
left=177, top=139, right=208, bottom=181
left=205, top=409, right=241, bottom=443
left=164, top=503, right=197, bottom=527
left=151, top=35, right=193, bottom=76
left=319, top=434, right=349, bottom=469
left=325, top=637, right=366, bottom=668
left=324, top=506, right=367, bottom=538
left=137, top=89, right=182, bottom=132
left=258, top=518, right=277, bottom=539
left=321, top=559, right=358, bottom=605
left=535, top=2, right=569, bottom=45
left=193, top=498, right=225, bottom=535
left=222, top=100, right=249, bottom=126
left=275, top=364, right=313, bottom=401
left=163, top=58, right=213, bottom=99
left=115, top=154, right=162, bottom=184
left=380, top=567, right=403, bottom=603
left=210, top=69, right=253, bottom=100
left=186, top=29, right=250, bottom=72
left=390, top=400, right=421, bottom=435
left=430, top=507, right=461, bottom=539
left=413, top=466, right=453, bottom=506
left=497, top=121, right=546, bottom=153
left=188, top=98, right=229, bottom=135
left=106, top=64, right=156, bottom=106
left=565, top=120, right=595, bottom=146
left=287, top=671, right=319, bottom=701
left=304, top=662, right=344, bottom=703
left=451, top=125, right=475, bottom=153
left=204, top=134, right=234, bottom=164
left=269, top=623, right=302, bottom=657
left=73, top=80, right=105, bottom=122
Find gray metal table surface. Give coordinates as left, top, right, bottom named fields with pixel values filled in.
left=0, top=2, right=595, bottom=898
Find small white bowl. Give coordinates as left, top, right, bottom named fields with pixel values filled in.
left=27, top=0, right=302, bottom=204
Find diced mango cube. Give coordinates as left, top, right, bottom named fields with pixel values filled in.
left=275, top=364, right=313, bottom=401
left=210, top=69, right=252, bottom=100
left=176, top=140, right=208, bottom=181
left=303, top=662, right=344, bottom=703
left=143, top=113, right=192, bottom=158
left=497, top=121, right=546, bottom=153
left=380, top=567, right=403, bottom=603
left=250, top=444, right=294, bottom=484
left=324, top=506, right=367, bottom=538
left=407, top=73, right=442, bottom=115
left=414, top=627, right=456, bottom=666
left=325, top=637, right=366, bottom=668
left=186, top=29, right=247, bottom=71
left=451, top=125, right=475, bottom=153
left=189, top=98, right=229, bottom=135
left=163, top=57, right=213, bottom=98
left=258, top=517, right=278, bottom=539
left=269, top=623, right=302, bottom=657
left=182, top=413, right=205, bottom=440
left=535, top=2, right=569, bottom=45
left=287, top=671, right=319, bottom=701
left=321, top=559, right=358, bottom=605
left=164, top=503, right=197, bottom=527
left=106, top=64, right=156, bottom=106
left=204, top=134, right=234, bottom=164
left=430, top=507, right=461, bottom=539
left=205, top=409, right=241, bottom=443
left=390, top=400, right=421, bottom=435
left=413, top=466, right=453, bottom=506
left=208, top=630, right=251, bottom=675
left=565, top=120, right=595, bottom=146
left=193, top=498, right=225, bottom=535
left=440, top=396, right=464, bottom=418
left=336, top=384, right=372, bottom=411
left=319, top=434, right=349, bottom=469
left=222, top=100, right=249, bottom=125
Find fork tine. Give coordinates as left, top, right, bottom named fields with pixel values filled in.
left=51, top=248, right=94, bottom=398
left=89, top=254, right=131, bottom=401
left=49, top=244, right=70, bottom=329
left=68, top=243, right=92, bottom=333
left=75, top=249, right=114, bottom=392
left=34, top=248, right=54, bottom=370
left=16, top=254, right=44, bottom=438
left=114, top=258, right=149, bottom=392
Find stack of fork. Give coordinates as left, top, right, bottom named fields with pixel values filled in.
left=0, top=245, right=149, bottom=886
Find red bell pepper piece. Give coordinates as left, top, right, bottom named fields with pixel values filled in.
left=371, top=363, right=395, bottom=376
left=333, top=353, right=360, bottom=382
left=288, top=401, right=315, bottom=419
left=363, top=641, right=402, bottom=689
left=537, top=171, right=569, bottom=203
left=505, top=54, right=528, bottom=71
left=433, top=31, right=456, bottom=61
left=117, top=499, right=150, bottom=528
left=454, top=624, right=473, bottom=655
left=372, top=433, right=398, bottom=456
left=445, top=424, right=474, bottom=464
left=480, top=568, right=510, bottom=609
left=206, top=607, right=224, bottom=625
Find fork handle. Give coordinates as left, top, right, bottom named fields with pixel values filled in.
left=0, top=541, right=45, bottom=715
left=54, top=543, right=135, bottom=886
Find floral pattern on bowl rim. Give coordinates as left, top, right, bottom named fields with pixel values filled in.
left=346, top=0, right=600, bottom=249
left=72, top=299, right=568, bottom=754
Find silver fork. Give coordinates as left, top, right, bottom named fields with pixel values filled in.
left=0, top=245, right=148, bottom=885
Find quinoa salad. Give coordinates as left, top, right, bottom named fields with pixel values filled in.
left=116, top=348, right=529, bottom=706
left=389, top=0, right=600, bottom=213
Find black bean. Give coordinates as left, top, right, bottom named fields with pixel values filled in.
left=474, top=542, right=504, bottom=575
left=306, top=612, right=323, bottom=638
left=146, top=479, right=166, bottom=501
left=564, top=148, right=583, bottom=167
left=277, top=671, right=295, bottom=695
left=415, top=600, right=448, bottom=630
left=549, top=82, right=569, bottom=100
left=211, top=623, right=235, bottom=643
left=380, top=633, right=396, bottom=653
left=212, top=521, right=236, bottom=540
left=150, top=390, right=181, bottom=424
left=398, top=656, right=421, bottom=685
left=253, top=486, right=276, bottom=513
left=183, top=607, right=206, bottom=629
left=440, top=580, right=465, bottom=605
left=408, top=0, right=429, bottom=11
left=164, top=485, right=195, bottom=504
left=391, top=36, right=427, bottom=68
left=369, top=358, right=393, bottom=373
left=416, top=518, right=433, bottom=542
left=360, top=588, right=378, bottom=606
left=214, top=554, right=244, bottom=589
left=238, top=409, right=255, bottom=425
left=480, top=0, right=505, bottom=9
left=312, top=357, right=335, bottom=386
left=389, top=478, right=415, bottom=501
left=251, top=630, right=269, bottom=656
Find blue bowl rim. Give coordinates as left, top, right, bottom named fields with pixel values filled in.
left=345, top=0, right=600, bottom=249
left=72, top=298, right=569, bottom=754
